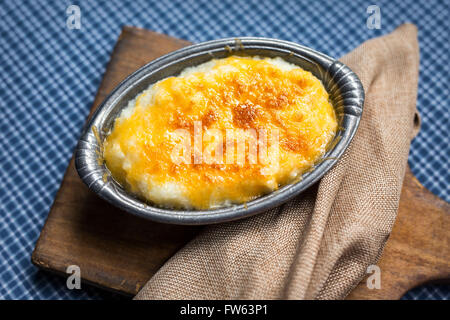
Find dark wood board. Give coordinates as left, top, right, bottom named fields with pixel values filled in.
left=32, top=26, right=449, bottom=299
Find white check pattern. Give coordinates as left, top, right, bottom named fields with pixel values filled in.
left=0, top=0, right=448, bottom=300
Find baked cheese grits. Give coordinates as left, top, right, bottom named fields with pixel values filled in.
left=103, top=56, right=337, bottom=209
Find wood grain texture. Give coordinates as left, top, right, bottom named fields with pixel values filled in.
left=32, top=26, right=450, bottom=299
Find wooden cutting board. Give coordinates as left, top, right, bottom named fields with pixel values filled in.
left=32, top=26, right=450, bottom=299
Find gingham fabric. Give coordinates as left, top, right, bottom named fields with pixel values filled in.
left=0, top=0, right=448, bottom=300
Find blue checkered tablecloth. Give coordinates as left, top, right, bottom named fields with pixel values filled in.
left=0, top=0, right=448, bottom=300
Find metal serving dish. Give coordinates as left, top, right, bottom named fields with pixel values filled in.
left=75, top=37, right=364, bottom=225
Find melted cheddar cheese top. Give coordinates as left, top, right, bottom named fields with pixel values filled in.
left=103, top=56, right=337, bottom=209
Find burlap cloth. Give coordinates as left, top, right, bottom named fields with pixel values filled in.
left=135, top=24, right=420, bottom=300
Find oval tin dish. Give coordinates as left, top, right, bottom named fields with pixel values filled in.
left=75, top=37, right=364, bottom=225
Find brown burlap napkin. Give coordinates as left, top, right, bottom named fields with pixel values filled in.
left=135, top=24, right=420, bottom=300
